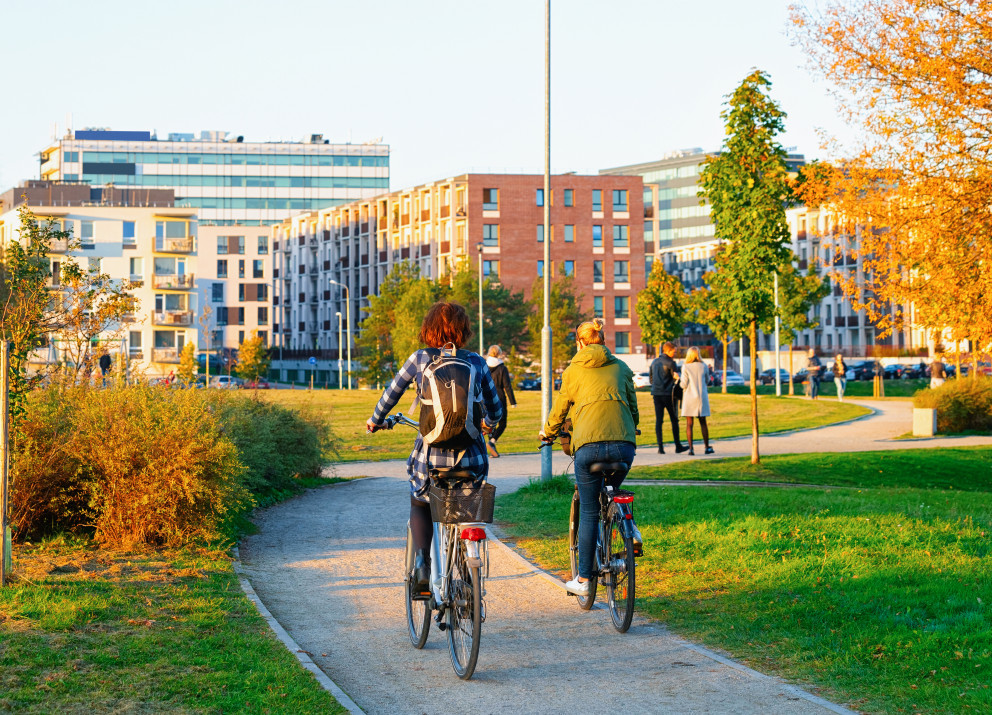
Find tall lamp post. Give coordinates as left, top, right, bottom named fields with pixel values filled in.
left=774, top=271, right=782, bottom=396
left=540, top=0, right=552, bottom=481
left=336, top=311, right=343, bottom=390
left=329, top=279, right=351, bottom=389
left=477, top=242, right=484, bottom=355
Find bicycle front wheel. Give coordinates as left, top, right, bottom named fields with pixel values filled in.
left=605, top=505, right=636, bottom=633
left=404, top=525, right=431, bottom=648
left=568, top=489, right=597, bottom=610
left=447, top=539, right=482, bottom=679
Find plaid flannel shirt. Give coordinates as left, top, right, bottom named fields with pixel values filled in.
left=371, top=348, right=503, bottom=497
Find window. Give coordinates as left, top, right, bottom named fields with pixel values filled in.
left=129, top=257, right=143, bottom=279
left=87, top=257, right=101, bottom=274
left=592, top=225, right=602, bottom=247
left=537, top=261, right=544, bottom=277
left=613, top=225, right=629, bottom=248
left=51, top=261, right=61, bottom=286
left=536, top=189, right=544, bottom=207
left=253, top=259, right=264, bottom=278
left=483, top=224, right=499, bottom=247
left=129, top=330, right=142, bottom=353
left=237, top=307, right=245, bottom=326
left=483, top=188, right=499, bottom=211
left=258, top=235, right=268, bottom=254
left=593, top=260, right=604, bottom=283
left=257, top=330, right=268, bottom=344
left=217, top=236, right=228, bottom=255
left=257, top=284, right=268, bottom=300
left=592, top=189, right=602, bottom=212
left=239, top=331, right=245, bottom=344
left=562, top=260, right=574, bottom=276
left=156, top=221, right=187, bottom=239
left=483, top=260, right=499, bottom=278
left=212, top=283, right=224, bottom=303
left=81, top=220, right=94, bottom=243
left=615, top=331, right=630, bottom=354
left=612, top=189, right=628, bottom=212
left=564, top=189, right=573, bottom=207
left=593, top=296, right=604, bottom=317
left=537, top=225, right=544, bottom=242
left=614, top=296, right=630, bottom=319
left=239, top=284, right=246, bottom=302
left=217, top=307, right=229, bottom=326
left=123, top=221, right=135, bottom=242
left=238, top=260, right=245, bottom=278
left=614, top=260, right=629, bottom=283
left=217, top=235, right=244, bottom=255
left=217, top=259, right=228, bottom=278
left=564, top=225, right=574, bottom=242
left=258, top=306, right=268, bottom=325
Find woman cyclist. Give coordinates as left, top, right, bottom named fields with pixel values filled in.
left=539, top=318, right=638, bottom=596
left=366, top=302, right=503, bottom=593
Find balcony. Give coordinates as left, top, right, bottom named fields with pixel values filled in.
left=153, top=274, right=195, bottom=290
left=155, top=236, right=194, bottom=253
left=49, top=238, right=69, bottom=253
left=153, top=310, right=194, bottom=327
left=152, top=348, right=182, bottom=363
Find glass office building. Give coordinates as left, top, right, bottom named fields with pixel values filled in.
left=39, top=129, right=389, bottom=225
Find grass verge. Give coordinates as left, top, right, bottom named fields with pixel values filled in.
left=495, top=451, right=992, bottom=714
left=262, top=389, right=869, bottom=462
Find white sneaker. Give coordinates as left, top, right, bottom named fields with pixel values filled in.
left=564, top=577, right=590, bottom=596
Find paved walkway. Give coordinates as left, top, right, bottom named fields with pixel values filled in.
left=238, top=400, right=991, bottom=714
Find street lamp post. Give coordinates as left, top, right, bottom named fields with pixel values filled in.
left=477, top=243, right=484, bottom=355
left=336, top=311, right=343, bottom=390
left=774, top=271, right=782, bottom=396
left=329, top=280, right=351, bottom=389
left=540, top=0, right=552, bottom=481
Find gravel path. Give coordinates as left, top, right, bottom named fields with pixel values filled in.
left=238, top=399, right=991, bottom=713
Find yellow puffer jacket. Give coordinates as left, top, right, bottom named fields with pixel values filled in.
left=542, top=344, right=639, bottom=452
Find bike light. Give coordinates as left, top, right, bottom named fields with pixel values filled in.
left=624, top=513, right=633, bottom=520
left=461, top=527, right=487, bottom=541
left=613, top=495, right=634, bottom=504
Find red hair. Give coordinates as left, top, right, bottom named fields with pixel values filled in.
left=419, top=302, right=472, bottom=348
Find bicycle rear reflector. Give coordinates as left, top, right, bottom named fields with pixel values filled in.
left=460, top=527, right=487, bottom=541
left=613, top=495, right=634, bottom=504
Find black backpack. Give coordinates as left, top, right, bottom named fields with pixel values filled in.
left=418, top=346, right=483, bottom=450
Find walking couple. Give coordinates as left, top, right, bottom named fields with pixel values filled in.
left=649, top=342, right=713, bottom=456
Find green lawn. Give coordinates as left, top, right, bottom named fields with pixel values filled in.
left=0, top=543, right=346, bottom=714
left=723, top=377, right=927, bottom=399
left=261, top=388, right=870, bottom=462
left=495, top=450, right=992, bottom=714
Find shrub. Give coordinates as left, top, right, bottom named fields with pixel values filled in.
left=913, top=377, right=992, bottom=434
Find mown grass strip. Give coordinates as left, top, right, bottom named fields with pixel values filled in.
left=495, top=451, right=992, bottom=714
left=0, top=541, right=348, bottom=715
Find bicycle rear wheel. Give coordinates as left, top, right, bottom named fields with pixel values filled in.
left=404, top=525, right=431, bottom=648
left=568, top=489, right=597, bottom=610
left=605, top=504, right=636, bottom=633
left=447, top=538, right=482, bottom=679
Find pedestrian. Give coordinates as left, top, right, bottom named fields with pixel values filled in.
left=485, top=345, right=516, bottom=457
left=930, top=354, right=946, bottom=389
left=678, top=347, right=713, bottom=455
left=99, top=351, right=112, bottom=387
left=832, top=354, right=847, bottom=402
left=649, top=342, right=689, bottom=454
left=805, top=348, right=823, bottom=400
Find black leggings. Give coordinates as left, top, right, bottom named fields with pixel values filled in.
left=491, top=403, right=508, bottom=442
left=410, top=497, right=433, bottom=553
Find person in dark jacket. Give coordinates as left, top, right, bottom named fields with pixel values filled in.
left=485, top=345, right=516, bottom=457
left=649, top=342, right=688, bottom=454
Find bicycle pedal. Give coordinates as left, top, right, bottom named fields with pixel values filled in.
left=437, top=622, right=447, bottom=631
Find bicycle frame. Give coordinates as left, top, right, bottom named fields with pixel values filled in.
left=429, top=520, right=488, bottom=609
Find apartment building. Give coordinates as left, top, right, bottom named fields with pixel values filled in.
left=0, top=181, right=197, bottom=376
left=270, top=173, right=648, bottom=382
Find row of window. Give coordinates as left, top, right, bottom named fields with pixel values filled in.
left=482, top=224, right=629, bottom=248
left=217, top=259, right=265, bottom=279
left=77, top=151, right=389, bottom=167
left=216, top=235, right=269, bottom=255
left=78, top=174, right=390, bottom=189
left=215, top=306, right=269, bottom=325
left=483, top=188, right=630, bottom=213
left=481, top=259, right=630, bottom=283
left=174, top=197, right=350, bottom=211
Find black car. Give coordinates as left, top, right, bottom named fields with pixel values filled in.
left=845, top=360, right=875, bottom=381
left=758, top=368, right=790, bottom=385
left=517, top=375, right=540, bottom=391
left=883, top=363, right=918, bottom=380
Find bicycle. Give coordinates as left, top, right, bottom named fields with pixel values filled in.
left=377, top=412, right=494, bottom=680
left=542, top=433, right=640, bottom=633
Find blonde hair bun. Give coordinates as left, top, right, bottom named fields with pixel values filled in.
left=592, top=317, right=605, bottom=330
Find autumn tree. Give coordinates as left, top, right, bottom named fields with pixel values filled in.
left=392, top=276, right=448, bottom=361
left=791, top=0, right=992, bottom=364
left=235, top=330, right=270, bottom=381
left=636, top=262, right=689, bottom=351
left=527, top=269, right=584, bottom=372
left=698, top=69, right=794, bottom=464
left=178, top=342, right=197, bottom=385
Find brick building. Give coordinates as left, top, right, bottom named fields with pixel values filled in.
left=271, top=173, right=647, bottom=382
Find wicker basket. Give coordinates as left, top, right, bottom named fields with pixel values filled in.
left=428, top=483, right=496, bottom=524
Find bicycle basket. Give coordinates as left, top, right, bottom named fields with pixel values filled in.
left=428, top=483, right=496, bottom=523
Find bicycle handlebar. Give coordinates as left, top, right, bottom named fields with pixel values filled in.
left=378, top=412, right=418, bottom=431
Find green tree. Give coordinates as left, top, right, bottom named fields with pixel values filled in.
left=698, top=69, right=794, bottom=464
left=450, top=264, right=533, bottom=355
left=527, top=270, right=585, bottom=372
left=235, top=330, right=270, bottom=381
left=355, top=262, right=420, bottom=385
left=689, top=277, right=748, bottom=395
left=636, top=262, right=689, bottom=351
left=392, top=276, right=448, bottom=361
left=178, top=342, right=197, bottom=385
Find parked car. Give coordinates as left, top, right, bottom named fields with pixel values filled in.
left=719, top=369, right=746, bottom=386
left=977, top=361, right=992, bottom=377
left=633, top=371, right=651, bottom=389
left=244, top=378, right=271, bottom=389
left=757, top=368, right=790, bottom=385
left=792, top=369, right=809, bottom=384
left=517, top=374, right=540, bottom=391
left=209, top=375, right=244, bottom=389
left=845, top=360, right=875, bottom=381
left=883, top=363, right=915, bottom=380
left=706, top=370, right=722, bottom=387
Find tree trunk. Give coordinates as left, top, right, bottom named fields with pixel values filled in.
left=750, top=319, right=760, bottom=464
left=721, top=334, right=729, bottom=394
left=788, top=343, right=795, bottom=396
left=955, top=344, right=961, bottom=381
left=971, top=337, right=979, bottom=380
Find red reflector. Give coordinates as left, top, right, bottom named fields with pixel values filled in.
left=461, top=527, right=487, bottom=541
left=613, top=495, right=634, bottom=504
left=625, top=513, right=633, bottom=520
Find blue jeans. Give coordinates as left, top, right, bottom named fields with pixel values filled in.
left=574, top=441, right=637, bottom=579
left=809, top=377, right=820, bottom=399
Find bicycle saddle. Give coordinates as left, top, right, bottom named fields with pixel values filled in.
left=589, top=462, right=630, bottom=479
left=430, top=468, right=480, bottom=488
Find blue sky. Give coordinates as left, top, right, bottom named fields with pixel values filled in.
left=0, top=0, right=852, bottom=191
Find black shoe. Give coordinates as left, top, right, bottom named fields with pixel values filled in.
left=658, top=447, right=665, bottom=454
left=688, top=447, right=695, bottom=456
left=705, top=446, right=715, bottom=455
left=413, top=549, right=431, bottom=593
left=675, top=444, right=689, bottom=454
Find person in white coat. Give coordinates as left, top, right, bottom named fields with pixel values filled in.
left=678, top=347, right=713, bottom=455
